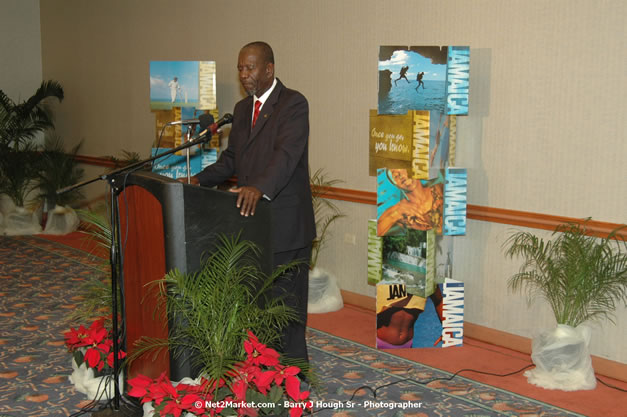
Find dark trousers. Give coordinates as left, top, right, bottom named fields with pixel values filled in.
left=272, top=245, right=311, bottom=364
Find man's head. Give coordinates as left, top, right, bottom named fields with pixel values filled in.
left=238, top=41, right=275, bottom=97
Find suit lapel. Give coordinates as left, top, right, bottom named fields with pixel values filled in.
left=247, top=79, right=283, bottom=145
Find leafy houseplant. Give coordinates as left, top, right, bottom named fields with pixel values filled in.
left=307, top=169, right=345, bottom=314
left=128, top=331, right=311, bottom=417
left=309, top=168, right=344, bottom=270
left=503, top=220, right=627, bottom=391
left=64, top=317, right=126, bottom=400
left=130, top=234, right=299, bottom=388
left=64, top=317, right=127, bottom=373
left=503, top=221, right=627, bottom=327
left=0, top=141, right=40, bottom=208
left=37, top=134, right=85, bottom=210
left=0, top=80, right=64, bottom=208
left=65, top=209, right=116, bottom=327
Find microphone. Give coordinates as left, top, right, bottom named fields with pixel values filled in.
left=198, top=113, right=233, bottom=137
left=169, top=119, right=200, bottom=125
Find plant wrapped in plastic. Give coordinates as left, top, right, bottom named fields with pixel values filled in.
left=503, top=220, right=627, bottom=390
left=130, top=233, right=299, bottom=388
left=503, top=220, right=627, bottom=327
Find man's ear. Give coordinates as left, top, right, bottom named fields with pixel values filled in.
left=266, top=62, right=275, bottom=78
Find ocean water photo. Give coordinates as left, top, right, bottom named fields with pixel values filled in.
left=378, top=46, right=449, bottom=115
left=379, top=79, right=446, bottom=114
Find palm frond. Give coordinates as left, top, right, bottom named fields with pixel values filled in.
left=0, top=81, right=64, bottom=206
left=102, top=150, right=143, bottom=171
left=76, top=209, right=112, bottom=252
left=0, top=141, right=40, bottom=206
left=37, top=134, right=85, bottom=207
left=134, top=233, right=298, bottom=383
left=309, top=168, right=345, bottom=269
left=503, top=221, right=627, bottom=327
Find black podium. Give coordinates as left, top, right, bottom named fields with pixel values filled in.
left=116, top=171, right=273, bottom=380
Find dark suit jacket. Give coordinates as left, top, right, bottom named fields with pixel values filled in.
left=196, top=79, right=316, bottom=253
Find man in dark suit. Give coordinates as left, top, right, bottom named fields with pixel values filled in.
left=190, top=41, right=316, bottom=364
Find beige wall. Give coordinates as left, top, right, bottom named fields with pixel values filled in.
left=1, top=0, right=41, bottom=102
left=38, top=0, right=626, bottom=363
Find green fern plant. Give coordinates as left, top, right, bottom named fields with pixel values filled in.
left=310, top=168, right=345, bottom=269
left=129, top=234, right=297, bottom=385
left=0, top=80, right=64, bottom=207
left=503, top=220, right=627, bottom=327
left=103, top=150, right=143, bottom=171
left=0, top=141, right=40, bottom=207
left=66, top=209, right=114, bottom=327
left=0, top=80, right=64, bottom=147
left=37, top=134, right=85, bottom=208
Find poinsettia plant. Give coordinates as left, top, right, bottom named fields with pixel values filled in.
left=64, top=317, right=126, bottom=373
left=128, top=331, right=312, bottom=417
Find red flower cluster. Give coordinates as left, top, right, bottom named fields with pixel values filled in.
left=64, top=317, right=126, bottom=372
left=128, top=372, right=220, bottom=417
left=127, top=331, right=311, bottom=417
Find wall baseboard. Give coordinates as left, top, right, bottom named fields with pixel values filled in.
left=339, top=289, right=626, bottom=383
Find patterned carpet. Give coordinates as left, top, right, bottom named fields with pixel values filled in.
left=0, top=235, right=586, bottom=417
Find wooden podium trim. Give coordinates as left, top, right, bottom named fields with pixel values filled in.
left=118, top=185, right=170, bottom=379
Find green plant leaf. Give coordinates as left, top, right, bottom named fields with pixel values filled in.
left=503, top=220, right=627, bottom=327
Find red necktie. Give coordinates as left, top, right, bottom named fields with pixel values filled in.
left=252, top=100, right=262, bottom=127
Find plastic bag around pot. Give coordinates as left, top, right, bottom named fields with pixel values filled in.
left=525, top=324, right=596, bottom=391
left=3, top=207, right=42, bottom=235
left=43, top=205, right=80, bottom=235
left=308, top=267, right=343, bottom=314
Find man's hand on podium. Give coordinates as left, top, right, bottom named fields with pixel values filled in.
left=230, top=186, right=262, bottom=217
left=176, top=176, right=200, bottom=185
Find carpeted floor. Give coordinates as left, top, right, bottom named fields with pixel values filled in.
left=0, top=235, right=107, bottom=416
left=0, top=234, right=624, bottom=417
left=306, top=327, right=585, bottom=416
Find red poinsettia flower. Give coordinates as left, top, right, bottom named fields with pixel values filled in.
left=162, top=400, right=186, bottom=417
left=106, top=349, right=126, bottom=368
left=272, top=365, right=300, bottom=386
left=253, top=370, right=277, bottom=394
left=285, top=375, right=309, bottom=403
left=127, top=373, right=154, bottom=398
left=231, top=378, right=248, bottom=401
left=84, top=345, right=104, bottom=369
left=287, top=389, right=311, bottom=417
left=64, top=324, right=90, bottom=349
left=147, top=377, right=175, bottom=405
left=243, top=331, right=280, bottom=367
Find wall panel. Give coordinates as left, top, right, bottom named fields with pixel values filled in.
left=39, top=0, right=626, bottom=362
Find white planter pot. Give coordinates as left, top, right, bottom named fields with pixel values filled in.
left=69, top=359, right=124, bottom=401
left=3, top=206, right=41, bottom=235
left=43, top=205, right=79, bottom=235
left=525, top=324, right=596, bottom=391
left=308, top=267, right=343, bottom=314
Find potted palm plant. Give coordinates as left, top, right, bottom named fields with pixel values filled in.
left=503, top=220, right=627, bottom=391
left=131, top=234, right=297, bottom=379
left=308, top=168, right=345, bottom=313
left=128, top=234, right=312, bottom=416
left=37, top=135, right=85, bottom=234
left=0, top=80, right=64, bottom=234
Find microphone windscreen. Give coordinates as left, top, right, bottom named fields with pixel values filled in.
left=199, top=113, right=215, bottom=130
